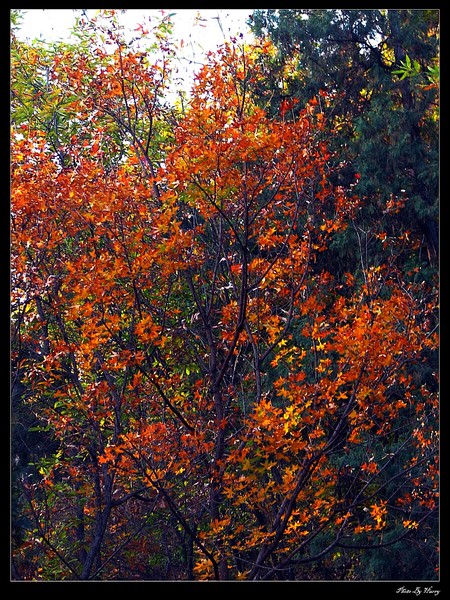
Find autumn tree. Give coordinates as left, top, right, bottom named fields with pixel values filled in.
left=11, top=11, right=438, bottom=581
left=11, top=9, right=180, bottom=580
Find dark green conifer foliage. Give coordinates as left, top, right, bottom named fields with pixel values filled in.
left=249, top=9, right=439, bottom=581
left=249, top=9, right=439, bottom=268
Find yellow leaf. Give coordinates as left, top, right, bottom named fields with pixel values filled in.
left=316, top=338, right=326, bottom=351
left=348, top=409, right=358, bottom=422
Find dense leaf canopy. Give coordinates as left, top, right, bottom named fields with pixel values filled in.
left=11, top=9, right=438, bottom=581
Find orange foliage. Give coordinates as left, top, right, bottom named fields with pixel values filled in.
left=11, top=29, right=438, bottom=581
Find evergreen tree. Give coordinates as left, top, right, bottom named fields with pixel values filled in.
left=249, top=9, right=439, bottom=268
left=249, top=9, right=439, bottom=581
